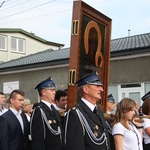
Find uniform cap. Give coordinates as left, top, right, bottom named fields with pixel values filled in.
left=108, top=94, right=115, bottom=103
left=141, top=91, right=150, bottom=101
left=63, top=88, right=68, bottom=93
left=76, top=71, right=102, bottom=87
left=35, top=77, right=56, bottom=91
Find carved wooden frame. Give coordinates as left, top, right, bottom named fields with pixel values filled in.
left=67, top=1, right=112, bottom=111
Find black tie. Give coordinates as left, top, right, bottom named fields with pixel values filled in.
left=51, top=105, right=61, bottom=126
left=93, top=106, right=98, bottom=115
left=93, top=106, right=103, bottom=126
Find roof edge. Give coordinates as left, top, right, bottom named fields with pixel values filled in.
left=0, top=28, right=64, bottom=47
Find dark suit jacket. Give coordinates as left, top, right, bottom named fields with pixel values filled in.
left=64, top=100, right=111, bottom=150
left=0, top=109, right=29, bottom=150
left=31, top=102, right=62, bottom=150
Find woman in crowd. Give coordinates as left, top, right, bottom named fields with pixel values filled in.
left=22, top=98, right=33, bottom=149
left=22, top=98, right=33, bottom=122
left=112, top=98, right=143, bottom=150
left=141, top=92, right=150, bottom=150
left=138, top=106, right=143, bottom=116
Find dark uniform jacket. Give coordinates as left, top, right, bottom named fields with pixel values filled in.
left=0, top=109, right=29, bottom=150
left=105, top=118, right=115, bottom=150
left=64, top=100, right=111, bottom=150
left=30, top=102, right=62, bottom=150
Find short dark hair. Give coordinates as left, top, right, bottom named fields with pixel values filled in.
left=55, top=90, right=67, bottom=102
left=0, top=92, right=4, bottom=95
left=142, top=97, right=150, bottom=115
left=9, top=89, right=25, bottom=100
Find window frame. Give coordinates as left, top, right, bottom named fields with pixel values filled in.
left=11, top=36, right=25, bottom=53
left=0, top=34, right=7, bottom=51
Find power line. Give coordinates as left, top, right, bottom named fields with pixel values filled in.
left=0, top=1, right=5, bottom=8
left=0, top=0, right=31, bottom=11
left=0, top=0, right=55, bottom=20
left=5, top=0, right=17, bottom=2
left=3, top=0, right=21, bottom=6
left=0, top=8, right=71, bottom=25
left=1, top=0, right=24, bottom=8
left=0, top=0, right=110, bottom=24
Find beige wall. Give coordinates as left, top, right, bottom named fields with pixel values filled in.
left=109, top=55, right=150, bottom=84
left=0, top=66, right=68, bottom=104
left=0, top=32, right=60, bottom=62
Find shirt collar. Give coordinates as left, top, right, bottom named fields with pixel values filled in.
left=10, top=107, right=22, bottom=115
left=53, top=104, right=61, bottom=110
left=81, top=98, right=96, bottom=111
left=0, top=106, right=4, bottom=111
left=41, top=100, right=52, bottom=109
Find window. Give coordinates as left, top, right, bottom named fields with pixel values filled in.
left=0, top=35, right=7, bottom=50
left=118, top=83, right=144, bottom=105
left=11, top=37, right=25, bottom=53
left=121, top=83, right=141, bottom=88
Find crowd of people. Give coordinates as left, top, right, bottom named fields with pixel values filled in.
left=0, top=72, right=150, bottom=150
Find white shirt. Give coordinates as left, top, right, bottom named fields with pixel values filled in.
left=25, top=113, right=31, bottom=122
left=10, top=107, right=24, bottom=133
left=0, top=107, right=8, bottom=116
left=112, top=122, right=143, bottom=150
left=41, top=100, right=52, bottom=110
left=143, top=118, right=150, bottom=144
left=81, top=98, right=96, bottom=112
left=53, top=104, right=61, bottom=111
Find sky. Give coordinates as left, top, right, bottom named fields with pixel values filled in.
left=0, top=0, right=150, bottom=48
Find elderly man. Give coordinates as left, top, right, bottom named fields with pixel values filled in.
left=64, top=71, right=111, bottom=150
left=30, top=77, right=63, bottom=150
left=106, top=94, right=116, bottom=114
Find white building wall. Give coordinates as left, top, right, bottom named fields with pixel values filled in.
left=0, top=32, right=61, bottom=62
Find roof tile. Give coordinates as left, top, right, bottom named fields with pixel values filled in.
left=0, top=32, right=150, bottom=69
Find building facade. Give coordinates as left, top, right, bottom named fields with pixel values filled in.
left=0, top=32, right=150, bottom=106
left=0, top=28, right=64, bottom=63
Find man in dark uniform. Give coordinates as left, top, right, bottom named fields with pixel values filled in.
left=30, top=77, right=63, bottom=150
left=64, top=72, right=111, bottom=150
left=105, top=94, right=116, bottom=150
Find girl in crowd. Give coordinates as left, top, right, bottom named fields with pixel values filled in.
left=142, top=96, right=150, bottom=150
left=112, top=98, right=143, bottom=150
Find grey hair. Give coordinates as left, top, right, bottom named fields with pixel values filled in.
left=24, top=98, right=31, bottom=106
